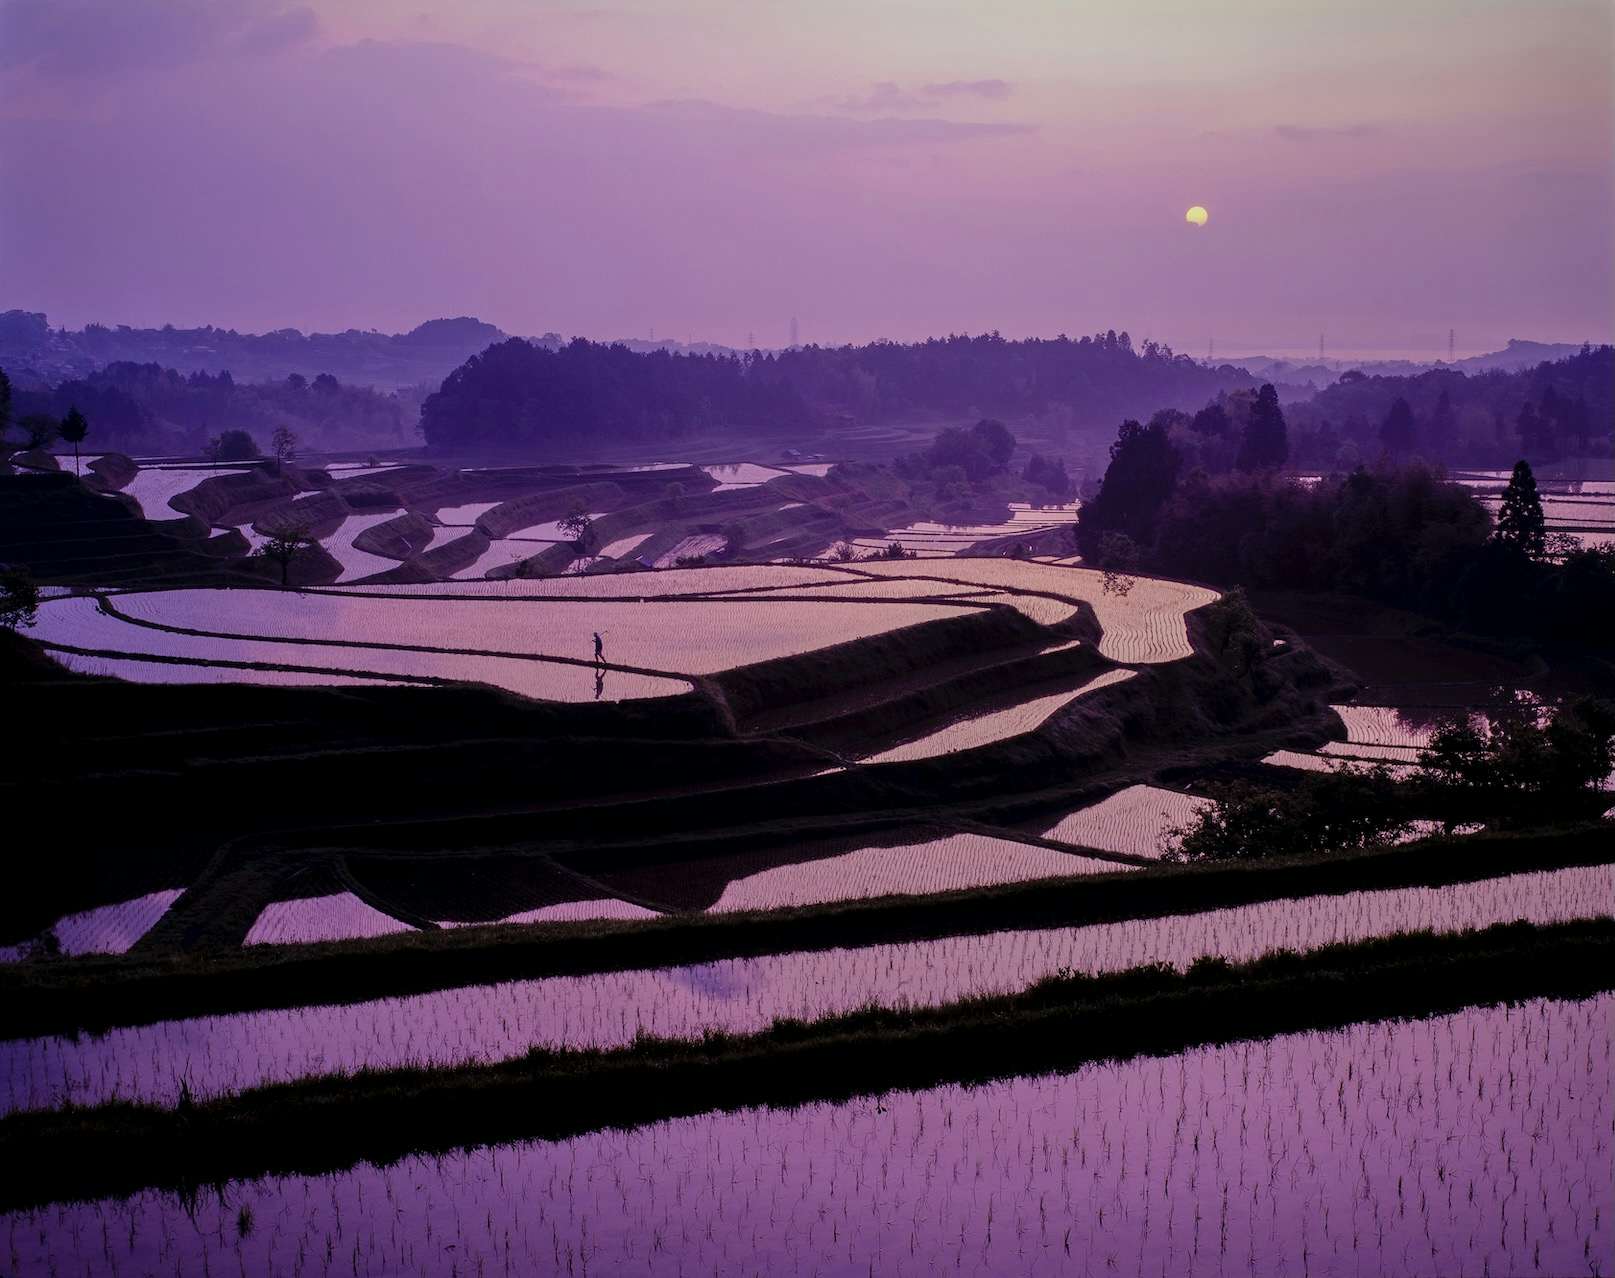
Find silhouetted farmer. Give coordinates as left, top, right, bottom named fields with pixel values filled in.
left=593, top=631, right=604, bottom=665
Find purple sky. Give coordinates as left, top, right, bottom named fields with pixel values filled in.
left=3, top=0, right=1611, bottom=356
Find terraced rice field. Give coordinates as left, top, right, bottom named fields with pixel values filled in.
left=36, top=649, right=401, bottom=688
left=106, top=588, right=976, bottom=676
left=30, top=596, right=688, bottom=700
left=452, top=538, right=535, bottom=580
left=4, top=864, right=1605, bottom=1117
left=1040, top=784, right=1212, bottom=857
left=653, top=533, right=728, bottom=566
left=846, top=502, right=1081, bottom=557
left=325, top=512, right=406, bottom=581
left=0, top=890, right=183, bottom=964
left=846, top=559, right=1219, bottom=662
left=118, top=465, right=246, bottom=518
left=1262, top=748, right=1420, bottom=780
left=437, top=900, right=659, bottom=929
left=598, top=532, right=653, bottom=559
left=1331, top=704, right=1436, bottom=748
left=707, top=831, right=1125, bottom=912
left=433, top=501, right=500, bottom=526
left=244, top=893, right=415, bottom=947
left=701, top=463, right=789, bottom=489
left=11, top=994, right=1603, bottom=1276
left=861, top=669, right=1136, bottom=764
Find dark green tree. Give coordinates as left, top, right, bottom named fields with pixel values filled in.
left=19, top=414, right=56, bottom=451
left=1076, top=419, right=1181, bottom=553
left=1493, top=459, right=1546, bottom=559
left=214, top=429, right=261, bottom=461
left=0, top=368, right=12, bottom=443
left=0, top=567, right=40, bottom=630
left=1235, top=384, right=1288, bottom=472
left=254, top=521, right=319, bottom=587
left=58, top=405, right=89, bottom=476
left=1378, top=397, right=1416, bottom=456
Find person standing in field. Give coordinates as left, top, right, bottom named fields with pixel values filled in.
left=593, top=631, right=604, bottom=665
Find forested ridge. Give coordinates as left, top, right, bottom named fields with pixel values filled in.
left=418, top=331, right=1265, bottom=449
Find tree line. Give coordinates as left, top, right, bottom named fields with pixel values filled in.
left=2, top=362, right=411, bottom=455
left=417, top=331, right=1265, bottom=451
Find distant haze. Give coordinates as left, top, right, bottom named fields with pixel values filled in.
left=2, top=0, right=1611, bottom=354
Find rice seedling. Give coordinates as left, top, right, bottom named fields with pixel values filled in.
left=5, top=993, right=1604, bottom=1276
left=0, top=891, right=184, bottom=966
left=5, top=864, right=1604, bottom=1116
left=1040, top=784, right=1212, bottom=858
left=861, top=669, right=1136, bottom=763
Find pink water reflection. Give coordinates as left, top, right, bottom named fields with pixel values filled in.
left=6, top=995, right=1606, bottom=1277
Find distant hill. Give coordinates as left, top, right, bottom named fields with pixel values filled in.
left=419, top=331, right=1267, bottom=452
left=1227, top=339, right=1595, bottom=390
left=0, top=311, right=544, bottom=390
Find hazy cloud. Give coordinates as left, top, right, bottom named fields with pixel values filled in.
left=923, top=79, right=1011, bottom=101
left=1275, top=123, right=1384, bottom=142
left=836, top=78, right=1012, bottom=113
left=0, top=0, right=317, bottom=75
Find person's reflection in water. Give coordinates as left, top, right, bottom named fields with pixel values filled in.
left=594, top=665, right=606, bottom=700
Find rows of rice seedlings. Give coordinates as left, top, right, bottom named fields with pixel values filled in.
left=437, top=900, right=660, bottom=929
left=735, top=578, right=992, bottom=601
left=1317, top=741, right=1424, bottom=763
left=598, top=532, right=653, bottom=559
left=652, top=533, right=728, bottom=567
left=322, top=463, right=403, bottom=478
left=347, top=563, right=854, bottom=596
left=243, top=893, right=414, bottom=948
left=7, top=864, right=1603, bottom=1115
left=706, top=831, right=1126, bottom=913
left=32, top=597, right=688, bottom=701
left=861, top=669, right=1136, bottom=764
left=970, top=591, right=1082, bottom=625
left=846, top=559, right=1219, bottom=663
left=8, top=994, right=1604, bottom=1276
left=118, top=464, right=247, bottom=519
left=451, top=538, right=536, bottom=580
left=432, top=501, right=500, bottom=526
left=0, top=891, right=184, bottom=965
left=1040, top=784, right=1213, bottom=858
left=39, top=649, right=400, bottom=689
left=701, top=463, right=791, bottom=488
left=113, top=588, right=975, bottom=676
left=1262, top=749, right=1420, bottom=781
left=324, top=512, right=407, bottom=582
left=1331, top=705, right=1436, bottom=749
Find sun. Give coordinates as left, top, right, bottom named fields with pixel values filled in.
left=1185, top=205, right=1209, bottom=227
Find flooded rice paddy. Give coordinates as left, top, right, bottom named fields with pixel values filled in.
left=5, top=863, right=1605, bottom=1115
left=847, top=560, right=1219, bottom=663
left=7, top=993, right=1605, bottom=1277
left=29, top=596, right=689, bottom=700
left=244, top=893, right=417, bottom=947
left=706, top=831, right=1124, bottom=912
left=1040, top=784, right=1212, bottom=858
left=862, top=669, right=1136, bottom=764
left=117, top=464, right=246, bottom=519
left=99, top=588, right=978, bottom=677
left=0, top=890, right=183, bottom=964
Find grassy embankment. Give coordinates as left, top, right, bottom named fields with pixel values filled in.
left=1, top=919, right=1608, bottom=1211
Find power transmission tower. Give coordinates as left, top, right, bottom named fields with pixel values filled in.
left=1449, top=328, right=1455, bottom=362
left=790, top=316, right=799, bottom=348
left=1319, top=332, right=1325, bottom=364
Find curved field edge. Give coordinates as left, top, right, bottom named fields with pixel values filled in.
left=2, top=824, right=1607, bottom=1040
left=1, top=920, right=1608, bottom=1213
